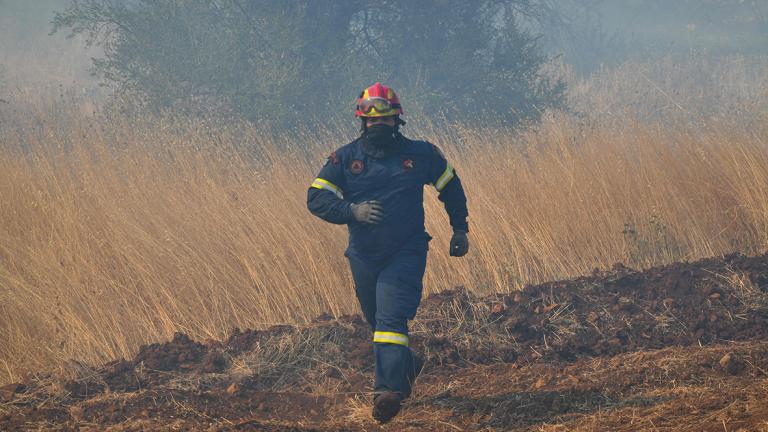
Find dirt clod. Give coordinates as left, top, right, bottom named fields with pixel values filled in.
left=0, top=383, right=25, bottom=403
left=491, top=303, right=505, bottom=314
left=719, top=353, right=746, bottom=375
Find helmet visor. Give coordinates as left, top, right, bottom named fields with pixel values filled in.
left=358, top=97, right=400, bottom=115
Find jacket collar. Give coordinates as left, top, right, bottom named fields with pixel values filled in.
left=360, top=133, right=406, bottom=159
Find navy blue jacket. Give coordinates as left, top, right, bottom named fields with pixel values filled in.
left=307, top=135, right=469, bottom=261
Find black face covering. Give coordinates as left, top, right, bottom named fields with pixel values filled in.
left=361, top=124, right=403, bottom=158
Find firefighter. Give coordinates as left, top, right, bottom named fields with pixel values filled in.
left=307, top=82, right=469, bottom=423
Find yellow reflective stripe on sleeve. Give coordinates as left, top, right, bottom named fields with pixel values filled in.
left=373, top=331, right=409, bottom=347
left=311, top=178, right=343, bottom=199
left=435, top=164, right=455, bottom=191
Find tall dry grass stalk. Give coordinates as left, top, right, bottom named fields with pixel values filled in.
left=0, top=103, right=766, bottom=384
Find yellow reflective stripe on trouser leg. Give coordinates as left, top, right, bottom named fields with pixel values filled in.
left=435, top=164, right=455, bottom=191
left=311, top=178, right=343, bottom=199
left=373, top=331, right=409, bottom=347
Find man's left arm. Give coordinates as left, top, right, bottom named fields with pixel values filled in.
left=428, top=145, right=469, bottom=257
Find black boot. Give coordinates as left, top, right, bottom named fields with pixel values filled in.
left=372, top=391, right=402, bottom=423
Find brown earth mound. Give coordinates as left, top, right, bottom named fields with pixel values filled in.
left=2, top=253, right=768, bottom=431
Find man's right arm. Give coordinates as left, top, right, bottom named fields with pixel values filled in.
left=306, top=151, right=356, bottom=225
left=307, top=183, right=355, bottom=224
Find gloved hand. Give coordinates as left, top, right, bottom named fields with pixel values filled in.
left=350, top=200, right=384, bottom=225
left=450, top=230, right=469, bottom=257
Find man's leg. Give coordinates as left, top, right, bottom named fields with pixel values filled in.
left=347, top=254, right=380, bottom=331
left=372, top=245, right=427, bottom=399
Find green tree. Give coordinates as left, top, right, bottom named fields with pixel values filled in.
left=53, top=0, right=564, bottom=126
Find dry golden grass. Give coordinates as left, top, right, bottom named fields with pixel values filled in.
left=0, top=95, right=767, bottom=384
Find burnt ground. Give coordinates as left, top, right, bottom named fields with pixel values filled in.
left=2, top=253, right=768, bottom=431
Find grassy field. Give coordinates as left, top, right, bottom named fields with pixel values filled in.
left=1, top=105, right=766, bottom=384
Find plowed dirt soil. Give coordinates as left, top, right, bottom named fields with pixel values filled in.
left=2, top=253, right=768, bottom=431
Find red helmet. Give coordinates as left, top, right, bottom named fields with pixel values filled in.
left=355, top=82, right=403, bottom=118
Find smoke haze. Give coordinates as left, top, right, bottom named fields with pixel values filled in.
left=0, top=0, right=765, bottom=116
left=0, top=0, right=97, bottom=89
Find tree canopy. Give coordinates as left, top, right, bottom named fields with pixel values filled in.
left=53, top=0, right=566, bottom=126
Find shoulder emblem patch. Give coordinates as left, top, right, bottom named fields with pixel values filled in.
left=323, top=152, right=339, bottom=167
left=350, top=159, right=364, bottom=174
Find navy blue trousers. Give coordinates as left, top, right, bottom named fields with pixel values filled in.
left=346, top=235, right=428, bottom=398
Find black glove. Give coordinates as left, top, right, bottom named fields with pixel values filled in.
left=450, top=230, right=469, bottom=257
left=350, top=200, right=384, bottom=225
